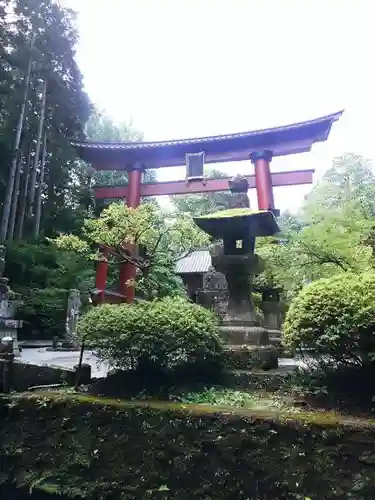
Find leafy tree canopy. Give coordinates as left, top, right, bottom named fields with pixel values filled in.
left=256, top=153, right=375, bottom=298
left=53, top=202, right=209, bottom=297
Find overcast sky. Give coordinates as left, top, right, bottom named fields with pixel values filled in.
left=65, top=0, right=374, bottom=212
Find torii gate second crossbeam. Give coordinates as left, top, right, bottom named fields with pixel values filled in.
left=93, top=169, right=314, bottom=200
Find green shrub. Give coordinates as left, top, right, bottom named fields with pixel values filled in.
left=78, top=297, right=223, bottom=373
left=283, top=272, right=375, bottom=366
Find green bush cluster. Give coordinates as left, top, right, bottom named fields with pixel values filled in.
left=283, top=272, right=375, bottom=366
left=1, top=394, right=375, bottom=499
left=78, top=297, right=223, bottom=373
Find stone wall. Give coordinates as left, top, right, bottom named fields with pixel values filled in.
left=1, top=360, right=75, bottom=391
left=0, top=394, right=374, bottom=499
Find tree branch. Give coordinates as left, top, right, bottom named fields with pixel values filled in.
left=298, top=241, right=349, bottom=271
left=150, top=227, right=173, bottom=256
left=132, top=225, right=152, bottom=245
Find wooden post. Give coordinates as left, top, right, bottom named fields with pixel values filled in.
left=250, top=151, right=275, bottom=210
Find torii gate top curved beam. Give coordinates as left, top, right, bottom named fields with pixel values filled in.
left=70, top=110, right=343, bottom=170
left=74, top=110, right=343, bottom=305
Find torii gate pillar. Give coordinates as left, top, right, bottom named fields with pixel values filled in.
left=251, top=150, right=275, bottom=211
left=119, top=164, right=143, bottom=303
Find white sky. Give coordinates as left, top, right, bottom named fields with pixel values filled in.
left=65, top=0, right=375, bottom=212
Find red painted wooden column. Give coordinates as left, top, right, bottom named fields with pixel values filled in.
left=120, top=164, right=143, bottom=303
left=95, top=246, right=109, bottom=304
left=127, top=165, right=143, bottom=209
left=250, top=150, right=275, bottom=210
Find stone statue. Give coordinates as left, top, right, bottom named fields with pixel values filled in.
left=65, top=289, right=81, bottom=343
left=0, top=246, right=9, bottom=302
left=0, top=245, right=5, bottom=278
left=203, top=266, right=227, bottom=290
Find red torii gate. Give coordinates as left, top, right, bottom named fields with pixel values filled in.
left=71, top=110, right=343, bottom=303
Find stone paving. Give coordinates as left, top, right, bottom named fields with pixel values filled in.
left=20, top=348, right=109, bottom=378
left=19, top=347, right=305, bottom=380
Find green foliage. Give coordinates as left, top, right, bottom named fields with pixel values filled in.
left=181, top=387, right=265, bottom=408
left=4, top=240, right=91, bottom=289
left=283, top=272, right=375, bottom=367
left=136, top=255, right=186, bottom=299
left=255, top=154, right=375, bottom=301
left=0, top=0, right=92, bottom=240
left=54, top=202, right=209, bottom=298
left=84, top=109, right=156, bottom=214
left=7, top=241, right=94, bottom=293
left=17, top=287, right=67, bottom=339
left=54, top=203, right=206, bottom=257
left=78, top=297, right=223, bottom=372
left=303, top=153, right=375, bottom=216
left=77, top=202, right=208, bottom=257
left=1, top=394, right=375, bottom=499
left=282, top=364, right=375, bottom=415
left=85, top=109, right=143, bottom=143
left=4, top=241, right=93, bottom=338
left=171, top=168, right=232, bottom=215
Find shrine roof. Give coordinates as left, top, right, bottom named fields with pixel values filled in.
left=176, top=250, right=211, bottom=274
left=71, top=110, right=343, bottom=169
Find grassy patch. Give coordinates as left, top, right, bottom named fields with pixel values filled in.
left=180, top=387, right=286, bottom=412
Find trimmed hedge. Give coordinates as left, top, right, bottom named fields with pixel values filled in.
left=78, top=297, right=223, bottom=374
left=283, top=272, right=375, bottom=366
left=1, top=394, right=375, bottom=499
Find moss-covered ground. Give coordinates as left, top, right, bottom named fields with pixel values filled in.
left=1, top=391, right=375, bottom=499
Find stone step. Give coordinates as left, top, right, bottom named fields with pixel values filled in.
left=223, top=344, right=279, bottom=371
left=219, top=325, right=269, bottom=346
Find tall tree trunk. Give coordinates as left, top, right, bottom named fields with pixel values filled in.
left=7, top=146, right=24, bottom=241
left=33, top=132, right=47, bottom=238
left=0, top=33, right=35, bottom=241
left=15, top=149, right=32, bottom=241
left=28, top=77, right=47, bottom=219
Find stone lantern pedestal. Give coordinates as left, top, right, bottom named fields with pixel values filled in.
left=210, top=242, right=268, bottom=346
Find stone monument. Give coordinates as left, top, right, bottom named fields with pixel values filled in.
left=196, top=266, right=229, bottom=318
left=0, top=245, right=22, bottom=356
left=65, top=288, right=81, bottom=347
